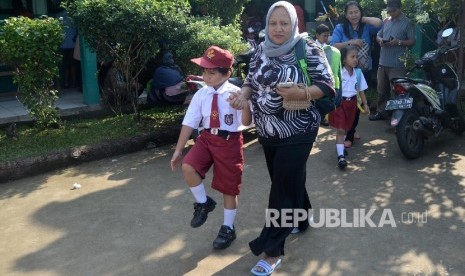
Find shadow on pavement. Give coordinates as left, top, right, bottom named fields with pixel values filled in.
left=2, top=117, right=464, bottom=275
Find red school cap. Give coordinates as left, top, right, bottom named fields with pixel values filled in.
left=190, top=46, right=234, bottom=69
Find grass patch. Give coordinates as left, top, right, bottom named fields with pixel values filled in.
left=0, top=105, right=185, bottom=163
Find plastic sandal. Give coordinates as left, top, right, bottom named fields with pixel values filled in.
left=344, top=140, right=352, bottom=148
left=251, top=258, right=282, bottom=276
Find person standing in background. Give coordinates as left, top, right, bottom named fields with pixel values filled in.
left=314, top=23, right=332, bottom=126
left=56, top=8, right=79, bottom=89
left=11, top=0, right=33, bottom=18
left=330, top=1, right=382, bottom=147
left=291, top=1, right=306, bottom=33
left=369, top=0, right=416, bottom=121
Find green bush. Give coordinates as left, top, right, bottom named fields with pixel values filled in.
left=64, top=0, right=248, bottom=99
left=174, top=16, right=249, bottom=75
left=0, top=16, right=63, bottom=129
left=63, top=0, right=191, bottom=115
left=190, top=0, right=249, bottom=25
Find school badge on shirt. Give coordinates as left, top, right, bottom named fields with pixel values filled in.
left=225, top=114, right=234, bottom=125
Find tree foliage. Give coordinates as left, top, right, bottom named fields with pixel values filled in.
left=63, top=0, right=191, bottom=115
left=172, top=17, right=249, bottom=75
left=0, top=16, right=63, bottom=129
left=63, top=0, right=248, bottom=114
left=190, top=0, right=249, bottom=25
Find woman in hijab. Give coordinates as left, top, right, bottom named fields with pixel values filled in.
left=230, top=1, right=334, bottom=274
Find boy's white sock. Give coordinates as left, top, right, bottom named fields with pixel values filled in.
left=190, top=183, right=207, bottom=203
left=223, top=208, right=237, bottom=229
left=336, top=144, right=345, bottom=156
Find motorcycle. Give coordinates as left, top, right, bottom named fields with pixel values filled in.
left=386, top=28, right=465, bottom=159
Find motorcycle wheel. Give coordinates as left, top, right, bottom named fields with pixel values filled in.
left=396, top=109, right=424, bottom=159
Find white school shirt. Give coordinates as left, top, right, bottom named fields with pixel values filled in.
left=182, top=81, right=244, bottom=132
left=341, top=67, right=368, bottom=98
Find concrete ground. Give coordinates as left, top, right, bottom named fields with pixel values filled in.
left=1, top=116, right=465, bottom=276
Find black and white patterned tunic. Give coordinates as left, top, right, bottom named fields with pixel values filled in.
left=244, top=39, right=335, bottom=141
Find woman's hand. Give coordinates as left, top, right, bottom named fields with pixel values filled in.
left=228, top=91, right=248, bottom=110
left=276, top=83, right=306, bottom=101
left=348, top=39, right=364, bottom=48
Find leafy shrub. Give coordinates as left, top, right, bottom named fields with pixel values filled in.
left=190, top=0, right=249, bottom=25
left=0, top=16, right=63, bottom=129
left=173, top=16, right=249, bottom=75
left=64, top=0, right=248, bottom=102
left=63, top=0, right=191, bottom=115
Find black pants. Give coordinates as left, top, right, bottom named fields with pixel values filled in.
left=249, top=140, right=313, bottom=257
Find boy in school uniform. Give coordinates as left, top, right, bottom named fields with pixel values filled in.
left=170, top=46, right=246, bottom=249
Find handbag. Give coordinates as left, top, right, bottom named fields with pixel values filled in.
left=357, top=40, right=370, bottom=71
left=282, top=83, right=312, bottom=110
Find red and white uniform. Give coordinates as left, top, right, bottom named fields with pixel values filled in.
left=182, top=81, right=245, bottom=195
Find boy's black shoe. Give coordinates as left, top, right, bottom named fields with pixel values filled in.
left=338, top=155, right=348, bottom=169
left=213, top=225, right=236, bottom=249
left=190, top=196, right=216, bottom=228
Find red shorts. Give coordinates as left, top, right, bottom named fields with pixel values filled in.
left=329, top=97, right=357, bottom=131
left=182, top=130, right=244, bottom=196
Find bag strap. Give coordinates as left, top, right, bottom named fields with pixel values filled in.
left=323, top=45, right=342, bottom=91
left=355, top=67, right=362, bottom=91
left=294, top=38, right=312, bottom=86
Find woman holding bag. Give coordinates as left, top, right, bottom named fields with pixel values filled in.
left=229, top=1, right=334, bottom=274
left=331, top=1, right=382, bottom=147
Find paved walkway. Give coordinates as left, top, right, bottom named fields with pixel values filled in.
left=1, top=116, right=464, bottom=275
left=0, top=90, right=148, bottom=125
left=0, top=89, right=100, bottom=125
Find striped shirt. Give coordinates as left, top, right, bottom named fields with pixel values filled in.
left=244, top=39, right=335, bottom=140
left=377, top=13, right=416, bottom=68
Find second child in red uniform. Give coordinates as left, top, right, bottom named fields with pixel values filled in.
left=170, top=46, right=248, bottom=249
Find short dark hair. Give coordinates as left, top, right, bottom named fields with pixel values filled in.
left=217, top=67, right=231, bottom=75
left=204, top=67, right=231, bottom=75
left=341, top=45, right=359, bottom=63
left=386, top=0, right=402, bottom=9
left=315, top=24, right=330, bottom=35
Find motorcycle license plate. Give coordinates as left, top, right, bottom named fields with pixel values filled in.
left=385, top=97, right=413, bottom=110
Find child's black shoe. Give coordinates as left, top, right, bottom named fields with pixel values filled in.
left=338, top=155, right=347, bottom=169
left=213, top=225, right=236, bottom=249
left=190, top=196, right=216, bottom=228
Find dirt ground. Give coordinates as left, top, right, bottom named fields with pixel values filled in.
left=1, top=116, right=465, bottom=275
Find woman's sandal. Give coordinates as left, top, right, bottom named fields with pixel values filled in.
left=251, top=258, right=282, bottom=276
left=344, top=140, right=352, bottom=148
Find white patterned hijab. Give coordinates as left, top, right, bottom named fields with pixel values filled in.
left=263, top=1, right=307, bottom=57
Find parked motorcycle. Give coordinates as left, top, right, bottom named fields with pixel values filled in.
left=386, top=28, right=465, bottom=159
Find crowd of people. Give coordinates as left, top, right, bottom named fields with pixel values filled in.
left=170, top=0, right=416, bottom=275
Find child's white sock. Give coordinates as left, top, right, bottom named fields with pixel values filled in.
left=336, top=144, right=345, bottom=156
left=190, top=183, right=207, bottom=203
left=223, top=208, right=237, bottom=229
